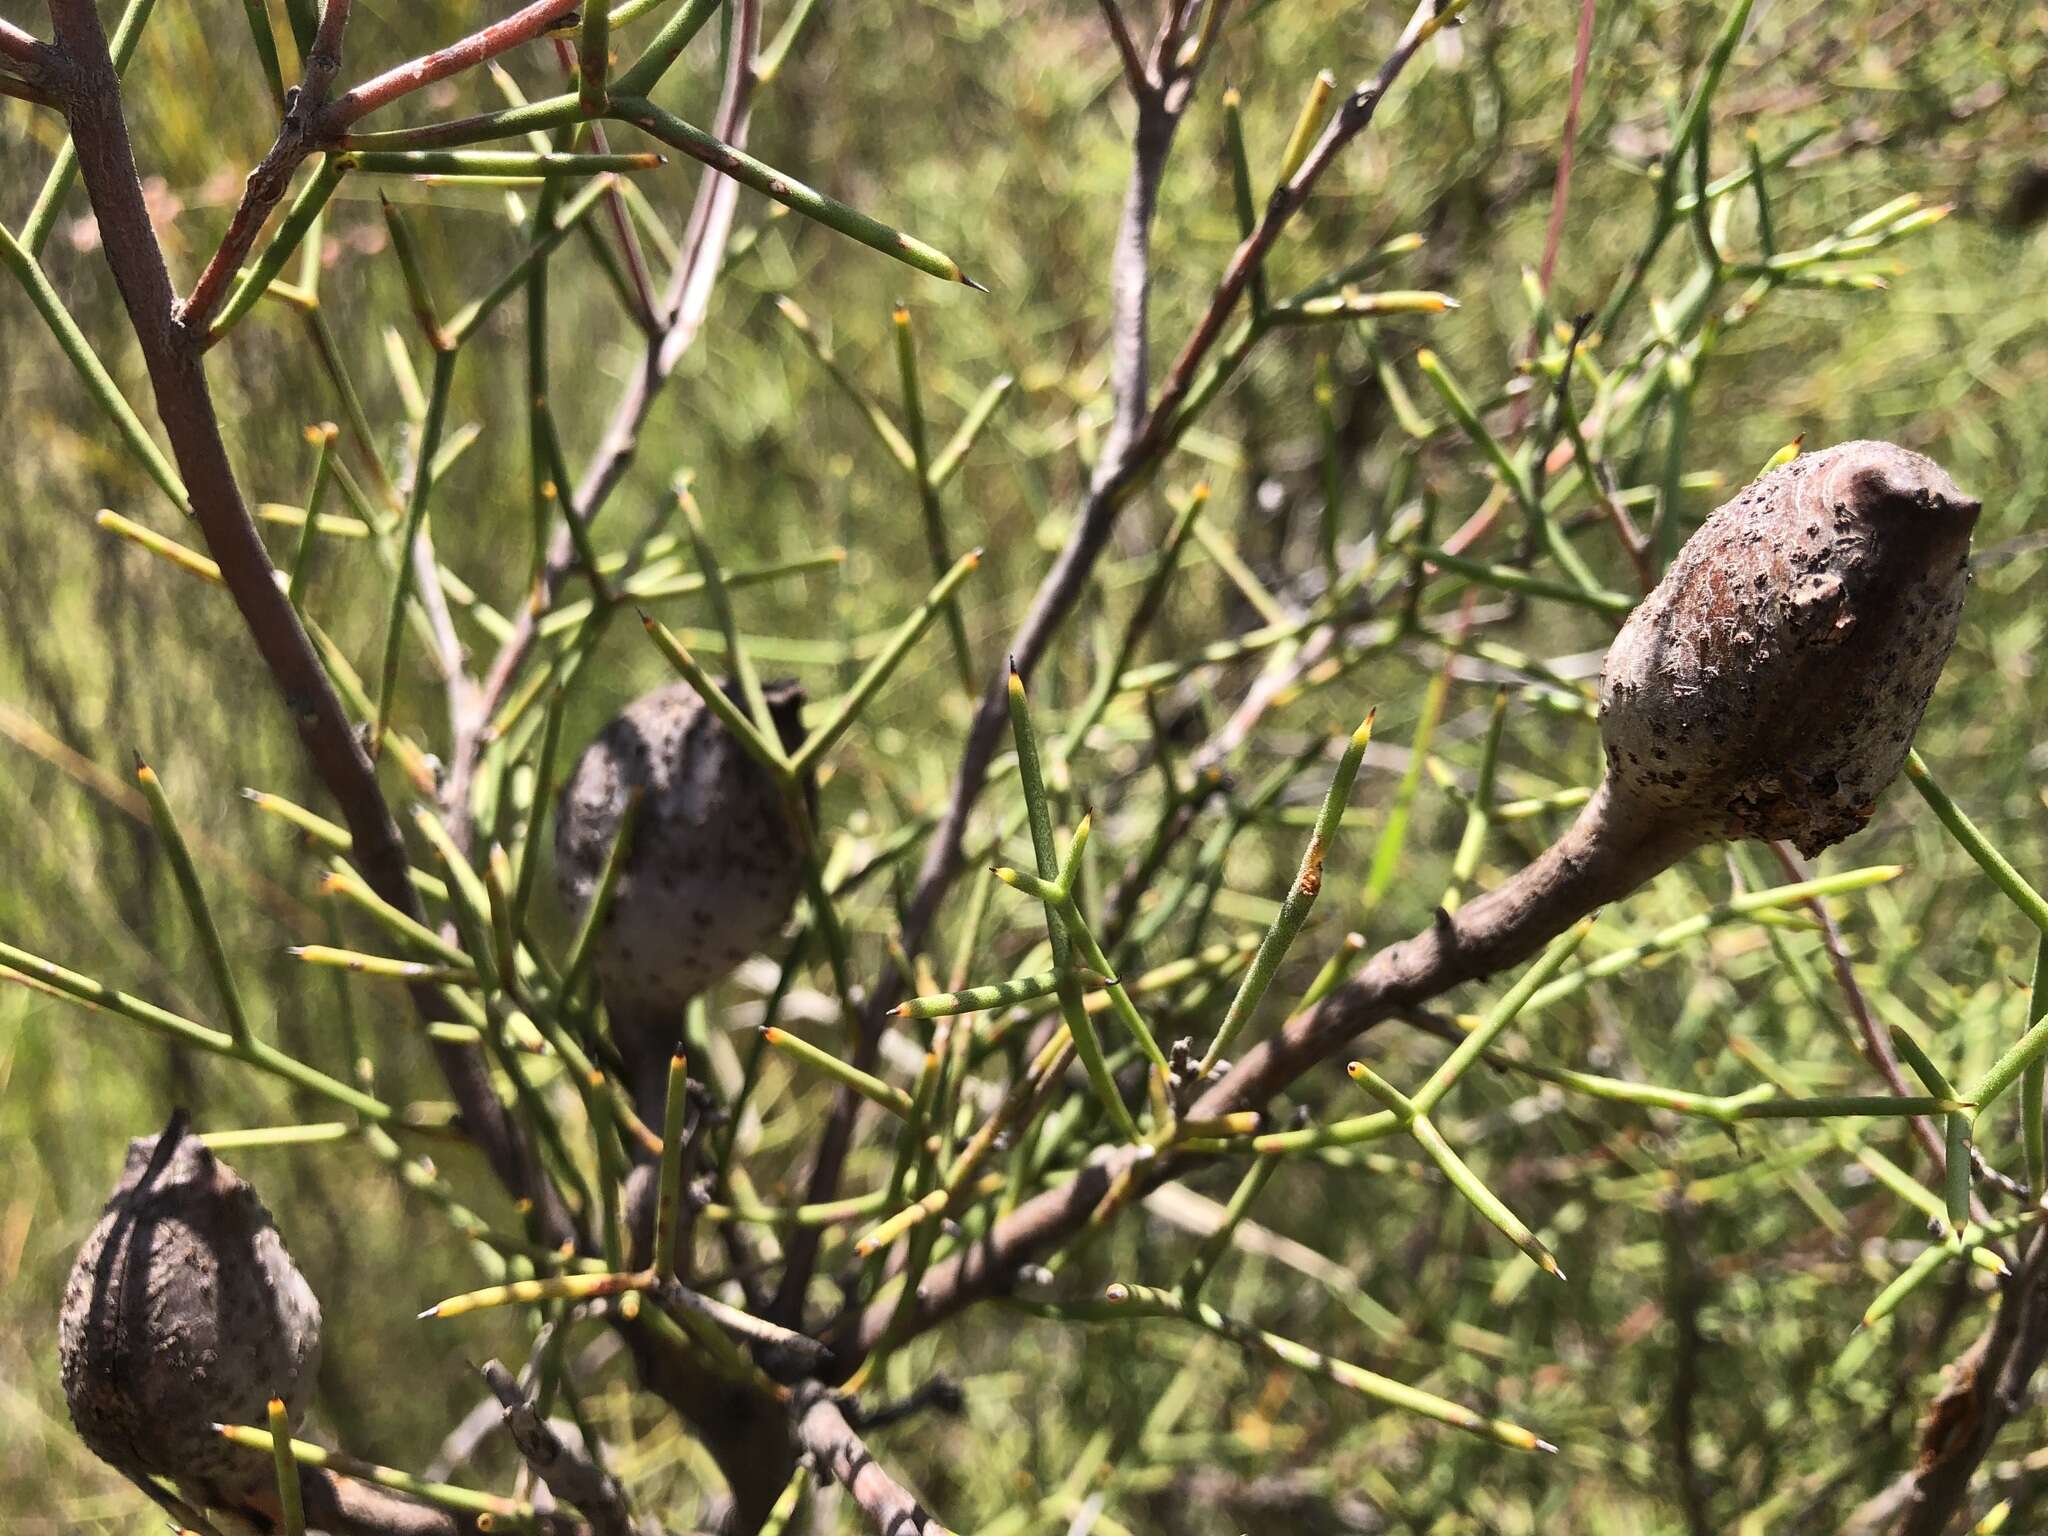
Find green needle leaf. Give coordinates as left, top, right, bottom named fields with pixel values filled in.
left=613, top=96, right=984, bottom=288
left=135, top=756, right=255, bottom=1049
left=789, top=550, right=981, bottom=776
left=1200, top=711, right=1375, bottom=1075
left=1, top=222, right=187, bottom=509
left=1008, top=667, right=1139, bottom=1141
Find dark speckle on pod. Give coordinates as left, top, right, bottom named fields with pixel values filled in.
left=1600, top=440, right=1979, bottom=856
left=59, top=1114, right=321, bottom=1499
left=555, top=680, right=810, bottom=1106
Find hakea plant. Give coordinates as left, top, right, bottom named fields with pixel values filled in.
left=5, top=1, right=2044, bottom=1534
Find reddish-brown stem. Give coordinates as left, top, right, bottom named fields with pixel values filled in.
left=552, top=39, right=659, bottom=330
left=1494, top=0, right=1596, bottom=448
left=0, top=16, right=50, bottom=69
left=319, top=0, right=580, bottom=131
left=1537, top=0, right=1597, bottom=295
left=0, top=68, right=58, bottom=107
left=179, top=0, right=354, bottom=333
left=46, top=0, right=572, bottom=1246
left=841, top=782, right=1702, bottom=1361
left=1769, top=840, right=1953, bottom=1176
left=1, top=17, right=63, bottom=104
left=184, top=0, right=579, bottom=333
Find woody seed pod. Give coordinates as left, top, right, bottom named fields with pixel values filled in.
left=1202, top=441, right=1983, bottom=1110
left=556, top=679, right=810, bottom=1108
left=1599, top=439, right=1978, bottom=856
left=59, top=1113, right=322, bottom=1502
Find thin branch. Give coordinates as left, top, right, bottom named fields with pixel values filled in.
left=0, top=67, right=58, bottom=108
left=1537, top=0, right=1596, bottom=295
left=186, top=0, right=581, bottom=333
left=899, top=0, right=1450, bottom=980
left=787, top=0, right=1437, bottom=1329
left=0, top=13, right=65, bottom=107
left=0, top=16, right=53, bottom=72
left=842, top=780, right=1700, bottom=1360
left=446, top=0, right=760, bottom=840
left=559, top=69, right=660, bottom=331
left=180, top=0, right=354, bottom=332
left=294, top=1468, right=524, bottom=1536
left=792, top=1383, right=956, bottom=1536
left=481, top=1360, right=645, bottom=1536
left=45, top=0, right=572, bottom=1245
left=770, top=0, right=1200, bottom=1321
left=1769, top=840, right=1952, bottom=1176
left=318, top=0, right=580, bottom=131
left=1846, top=1231, right=2048, bottom=1535
left=1093, top=0, right=1150, bottom=96
left=1553, top=312, right=1653, bottom=590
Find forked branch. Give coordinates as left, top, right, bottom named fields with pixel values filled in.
left=43, top=0, right=571, bottom=1242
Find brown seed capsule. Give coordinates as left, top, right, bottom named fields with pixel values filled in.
left=1599, top=439, right=1979, bottom=856
left=555, top=680, right=809, bottom=1106
left=60, top=1114, right=321, bottom=1501
left=1203, top=441, right=1983, bottom=1123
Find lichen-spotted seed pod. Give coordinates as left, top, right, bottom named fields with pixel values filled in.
left=555, top=679, right=810, bottom=1111
left=59, top=1114, right=322, bottom=1502
left=1205, top=440, right=1983, bottom=1114
left=1600, top=439, right=1979, bottom=856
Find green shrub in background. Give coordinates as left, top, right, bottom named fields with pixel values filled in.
left=1, top=1, right=2044, bottom=1532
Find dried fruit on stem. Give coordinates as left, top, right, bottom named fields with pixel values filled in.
left=857, top=441, right=1985, bottom=1358
left=1279, top=440, right=1979, bottom=1076
left=60, top=1115, right=322, bottom=1504
left=555, top=680, right=809, bottom=1102
left=1601, top=438, right=1978, bottom=856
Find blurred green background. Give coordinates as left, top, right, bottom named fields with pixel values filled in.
left=3, top=1, right=2045, bottom=1531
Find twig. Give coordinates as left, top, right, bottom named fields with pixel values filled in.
left=792, top=1383, right=955, bottom=1536
left=843, top=1377, right=966, bottom=1432
left=0, top=70, right=60, bottom=108
left=1769, top=841, right=1952, bottom=1177
left=46, top=0, right=572, bottom=1244
left=180, top=0, right=353, bottom=333
left=1553, top=312, right=1653, bottom=589
left=1, top=13, right=67, bottom=111
left=899, top=0, right=1453, bottom=963
left=1845, top=1230, right=2048, bottom=1535
left=1536, top=0, right=1596, bottom=295
left=0, top=16, right=56, bottom=75
left=319, top=0, right=580, bottom=131
left=776, top=2, right=1450, bottom=1321
left=770, top=0, right=1244, bottom=1323
left=567, top=104, right=660, bottom=330
left=295, top=1467, right=525, bottom=1536
left=445, top=0, right=760, bottom=840
left=1093, top=0, right=1150, bottom=97
left=842, top=778, right=1700, bottom=1359
left=481, top=1360, right=644, bottom=1536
